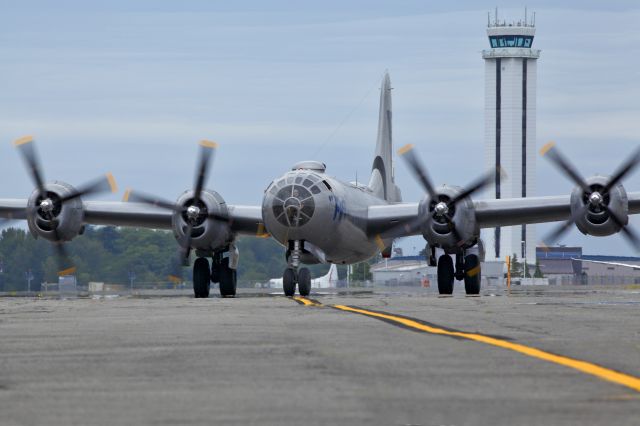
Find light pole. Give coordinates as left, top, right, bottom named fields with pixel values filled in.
left=25, top=269, right=34, bottom=294
left=521, top=240, right=527, bottom=279
left=128, top=270, right=136, bottom=293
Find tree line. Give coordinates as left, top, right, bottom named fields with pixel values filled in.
left=0, top=226, right=342, bottom=291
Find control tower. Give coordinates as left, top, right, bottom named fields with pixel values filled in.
left=482, top=10, right=540, bottom=265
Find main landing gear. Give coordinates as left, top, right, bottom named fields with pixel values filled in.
left=436, top=252, right=481, bottom=296
left=282, top=240, right=311, bottom=297
left=192, top=249, right=237, bottom=298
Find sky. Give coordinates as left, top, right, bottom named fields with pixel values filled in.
left=1, top=0, right=639, bottom=255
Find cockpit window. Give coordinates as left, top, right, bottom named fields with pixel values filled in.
left=272, top=183, right=315, bottom=227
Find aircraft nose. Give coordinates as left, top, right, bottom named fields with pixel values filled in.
left=271, top=184, right=315, bottom=228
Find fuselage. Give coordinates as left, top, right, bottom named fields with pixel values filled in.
left=261, top=168, right=389, bottom=265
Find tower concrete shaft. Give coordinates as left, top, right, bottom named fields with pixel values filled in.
left=482, top=11, right=540, bottom=265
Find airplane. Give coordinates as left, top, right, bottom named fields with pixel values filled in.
left=2, top=72, right=640, bottom=298
left=267, top=263, right=338, bottom=289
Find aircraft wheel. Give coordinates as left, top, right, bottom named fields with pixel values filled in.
left=283, top=268, right=296, bottom=297
left=437, top=255, right=454, bottom=295
left=219, top=258, right=237, bottom=297
left=298, top=267, right=311, bottom=296
left=464, top=254, right=481, bottom=295
left=193, top=257, right=211, bottom=298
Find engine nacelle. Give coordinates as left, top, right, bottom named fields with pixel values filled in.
left=172, top=189, right=231, bottom=251
left=572, top=176, right=628, bottom=237
left=420, top=184, right=479, bottom=253
left=27, top=181, right=84, bottom=242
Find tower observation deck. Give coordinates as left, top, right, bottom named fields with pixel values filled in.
left=482, top=10, right=541, bottom=265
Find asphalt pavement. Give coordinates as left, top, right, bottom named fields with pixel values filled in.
left=1, top=285, right=640, bottom=426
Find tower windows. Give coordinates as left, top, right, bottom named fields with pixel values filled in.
left=489, top=35, right=533, bottom=48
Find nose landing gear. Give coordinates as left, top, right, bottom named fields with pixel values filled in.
left=282, top=240, right=311, bottom=297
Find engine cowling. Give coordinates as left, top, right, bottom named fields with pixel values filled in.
left=172, top=189, right=231, bottom=251
left=572, top=176, right=628, bottom=237
left=419, top=184, right=478, bottom=252
left=27, top=181, right=84, bottom=242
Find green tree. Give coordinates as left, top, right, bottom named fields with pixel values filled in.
left=533, top=260, right=544, bottom=278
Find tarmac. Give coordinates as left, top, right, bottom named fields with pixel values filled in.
left=1, top=285, right=640, bottom=426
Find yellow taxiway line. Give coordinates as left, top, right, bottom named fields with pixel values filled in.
left=292, top=296, right=322, bottom=307
left=290, top=297, right=640, bottom=393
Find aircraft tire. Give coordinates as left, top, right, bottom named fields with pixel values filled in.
left=219, top=258, right=237, bottom=297
left=437, top=255, right=454, bottom=295
left=298, top=267, right=311, bottom=296
left=464, top=254, right=481, bottom=295
left=193, top=257, right=211, bottom=298
left=283, top=268, right=296, bottom=297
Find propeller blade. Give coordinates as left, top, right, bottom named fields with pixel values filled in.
left=397, top=144, right=437, bottom=200
left=51, top=226, right=76, bottom=276
left=193, top=140, right=217, bottom=203
left=123, top=189, right=183, bottom=212
left=542, top=205, right=588, bottom=246
left=377, top=216, right=425, bottom=240
left=542, top=220, right=575, bottom=247
left=604, top=206, right=640, bottom=252
left=603, top=147, right=640, bottom=193
left=442, top=214, right=464, bottom=246
left=14, top=136, right=46, bottom=196
left=59, top=173, right=118, bottom=203
left=540, top=142, right=591, bottom=194
left=178, top=222, right=194, bottom=266
left=449, top=169, right=497, bottom=206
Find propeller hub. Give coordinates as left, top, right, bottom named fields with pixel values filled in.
left=588, top=192, right=604, bottom=206
left=39, top=198, right=55, bottom=213
left=186, top=205, right=201, bottom=221
left=434, top=202, right=449, bottom=216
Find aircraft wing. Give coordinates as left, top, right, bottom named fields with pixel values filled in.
left=85, top=202, right=265, bottom=235
left=475, top=192, right=640, bottom=228
left=366, top=192, right=640, bottom=237
left=0, top=199, right=266, bottom=236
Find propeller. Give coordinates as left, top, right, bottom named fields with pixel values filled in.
left=380, top=144, right=497, bottom=247
left=13, top=136, right=118, bottom=276
left=540, top=141, right=640, bottom=250
left=123, top=140, right=228, bottom=281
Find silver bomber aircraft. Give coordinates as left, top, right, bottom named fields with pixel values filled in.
left=2, top=72, right=640, bottom=297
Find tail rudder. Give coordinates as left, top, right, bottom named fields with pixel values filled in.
left=369, top=72, right=401, bottom=202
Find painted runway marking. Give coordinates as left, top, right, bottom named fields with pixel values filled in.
left=290, top=297, right=640, bottom=394
left=291, top=296, right=322, bottom=306
left=332, top=304, right=640, bottom=393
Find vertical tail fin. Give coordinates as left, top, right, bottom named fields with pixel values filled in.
left=369, top=72, right=401, bottom=202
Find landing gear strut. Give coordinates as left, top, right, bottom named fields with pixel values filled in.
left=282, top=240, right=311, bottom=297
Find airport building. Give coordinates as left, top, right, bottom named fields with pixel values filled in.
left=482, top=10, right=540, bottom=265
left=370, top=256, right=434, bottom=286
left=537, top=246, right=640, bottom=285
